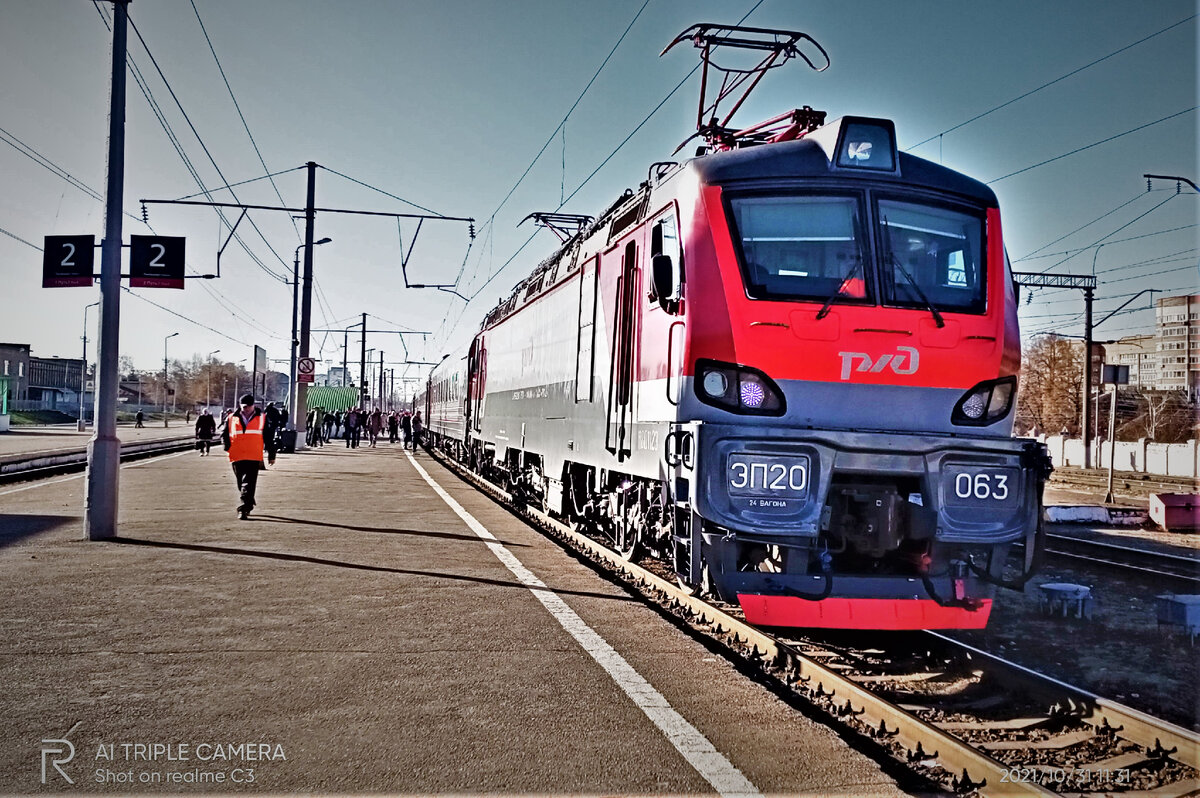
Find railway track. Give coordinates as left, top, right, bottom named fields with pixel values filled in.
left=1041, top=533, right=1200, bottom=590
left=426, top=445, right=1200, bottom=796
left=0, top=435, right=195, bottom=484
left=1051, top=467, right=1198, bottom=501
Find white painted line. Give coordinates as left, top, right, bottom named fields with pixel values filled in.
left=0, top=450, right=191, bottom=497
left=406, top=452, right=761, bottom=798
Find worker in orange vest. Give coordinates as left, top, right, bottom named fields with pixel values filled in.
left=221, top=393, right=278, bottom=520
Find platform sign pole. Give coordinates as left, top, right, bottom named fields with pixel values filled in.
left=85, top=0, right=129, bottom=541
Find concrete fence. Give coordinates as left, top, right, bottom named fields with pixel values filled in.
left=1038, top=435, right=1199, bottom=479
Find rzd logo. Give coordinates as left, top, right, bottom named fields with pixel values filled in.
left=838, top=345, right=919, bottom=381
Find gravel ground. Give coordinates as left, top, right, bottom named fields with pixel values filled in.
left=947, top=524, right=1200, bottom=732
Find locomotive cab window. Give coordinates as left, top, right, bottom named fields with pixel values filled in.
left=728, top=195, right=870, bottom=303
left=878, top=199, right=985, bottom=314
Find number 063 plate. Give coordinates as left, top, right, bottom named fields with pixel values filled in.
left=943, top=465, right=1020, bottom=507
left=727, top=453, right=811, bottom=499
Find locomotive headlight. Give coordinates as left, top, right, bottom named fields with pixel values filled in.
left=695, top=359, right=786, bottom=416
left=702, top=370, right=730, bottom=398
left=952, top=376, right=1017, bottom=426
left=739, top=377, right=766, bottom=408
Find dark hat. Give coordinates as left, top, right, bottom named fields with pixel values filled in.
left=239, top=393, right=255, bottom=406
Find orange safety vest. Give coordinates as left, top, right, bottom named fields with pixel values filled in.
left=227, top=411, right=265, bottom=463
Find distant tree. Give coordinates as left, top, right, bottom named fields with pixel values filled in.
left=1017, top=335, right=1083, bottom=435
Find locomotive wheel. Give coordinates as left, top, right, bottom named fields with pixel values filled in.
left=615, top=522, right=642, bottom=562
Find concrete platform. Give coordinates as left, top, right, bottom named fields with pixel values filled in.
left=0, top=442, right=906, bottom=795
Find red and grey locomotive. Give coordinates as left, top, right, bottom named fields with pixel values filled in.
left=420, top=25, right=1050, bottom=630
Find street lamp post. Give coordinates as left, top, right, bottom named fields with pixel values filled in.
left=79, top=301, right=99, bottom=431
left=206, top=349, right=220, bottom=411
left=232, top=358, right=247, bottom=407
left=290, top=237, right=331, bottom=430
left=162, top=332, right=178, bottom=426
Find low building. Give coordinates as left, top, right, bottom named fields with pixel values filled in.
left=28, top=356, right=87, bottom=411
left=0, top=343, right=31, bottom=404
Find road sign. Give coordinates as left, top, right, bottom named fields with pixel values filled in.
left=1102, top=364, right=1130, bottom=385
left=42, top=235, right=95, bottom=287
left=130, top=235, right=185, bottom=288
left=297, top=356, right=316, bottom=384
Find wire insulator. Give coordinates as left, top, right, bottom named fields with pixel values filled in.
left=141, top=202, right=149, bottom=223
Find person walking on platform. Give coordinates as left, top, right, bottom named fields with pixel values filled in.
left=344, top=407, right=361, bottom=448
left=221, top=394, right=277, bottom=520
left=135, top=409, right=145, bottom=428
left=400, top=410, right=412, bottom=448
left=323, top=410, right=335, bottom=443
left=367, top=408, right=383, bottom=447
left=411, top=410, right=424, bottom=451
left=194, top=409, right=217, bottom=456
left=387, top=411, right=399, bottom=444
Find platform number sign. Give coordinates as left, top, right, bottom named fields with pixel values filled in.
left=42, top=235, right=95, bottom=287
left=130, top=235, right=186, bottom=289
left=297, top=357, right=316, bottom=384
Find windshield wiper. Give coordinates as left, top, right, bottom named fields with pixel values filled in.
left=885, top=250, right=945, bottom=328
left=815, top=258, right=863, bottom=320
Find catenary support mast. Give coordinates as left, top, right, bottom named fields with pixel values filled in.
left=85, top=0, right=129, bottom=541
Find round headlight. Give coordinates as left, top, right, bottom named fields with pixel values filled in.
left=702, top=371, right=729, bottom=398
left=739, top=379, right=766, bottom=408
left=960, top=391, right=987, bottom=419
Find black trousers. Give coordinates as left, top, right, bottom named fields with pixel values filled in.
left=231, top=460, right=261, bottom=513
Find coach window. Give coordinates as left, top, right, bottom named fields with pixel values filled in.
left=727, top=194, right=870, bottom=303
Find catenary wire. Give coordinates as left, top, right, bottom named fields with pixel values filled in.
left=92, top=1, right=290, bottom=285
left=986, top=107, right=1197, bottom=184
left=190, top=0, right=301, bottom=244
left=907, top=14, right=1197, bottom=152
left=125, top=12, right=293, bottom=280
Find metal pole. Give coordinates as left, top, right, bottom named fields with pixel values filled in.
left=360, top=312, right=367, bottom=406
left=79, top=301, right=98, bottom=430
left=206, top=350, right=219, bottom=411
left=378, top=350, right=384, bottom=409
left=289, top=245, right=300, bottom=429
left=162, top=332, right=177, bottom=425
left=1081, top=287, right=1094, bottom=469
left=342, top=329, right=348, bottom=387
left=1104, top=384, right=1118, bottom=503
left=84, top=0, right=128, bottom=541
left=295, top=162, right=317, bottom=447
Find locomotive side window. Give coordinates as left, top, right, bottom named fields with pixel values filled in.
left=878, top=199, right=986, bottom=314
left=728, top=195, right=869, bottom=303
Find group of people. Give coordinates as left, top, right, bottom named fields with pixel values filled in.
left=193, top=399, right=424, bottom=520
left=300, top=407, right=423, bottom=450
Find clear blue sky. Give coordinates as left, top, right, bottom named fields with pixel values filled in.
left=1, top=1, right=1196, bottom=388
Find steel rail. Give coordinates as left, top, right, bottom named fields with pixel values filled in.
left=927, top=632, right=1200, bottom=772
left=1041, top=534, right=1200, bottom=587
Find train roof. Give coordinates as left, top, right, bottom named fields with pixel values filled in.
left=691, top=117, right=998, bottom=207
left=480, top=116, right=998, bottom=333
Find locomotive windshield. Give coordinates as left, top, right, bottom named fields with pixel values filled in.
left=878, top=199, right=985, bottom=314
left=730, top=195, right=870, bottom=303
left=727, top=192, right=987, bottom=314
